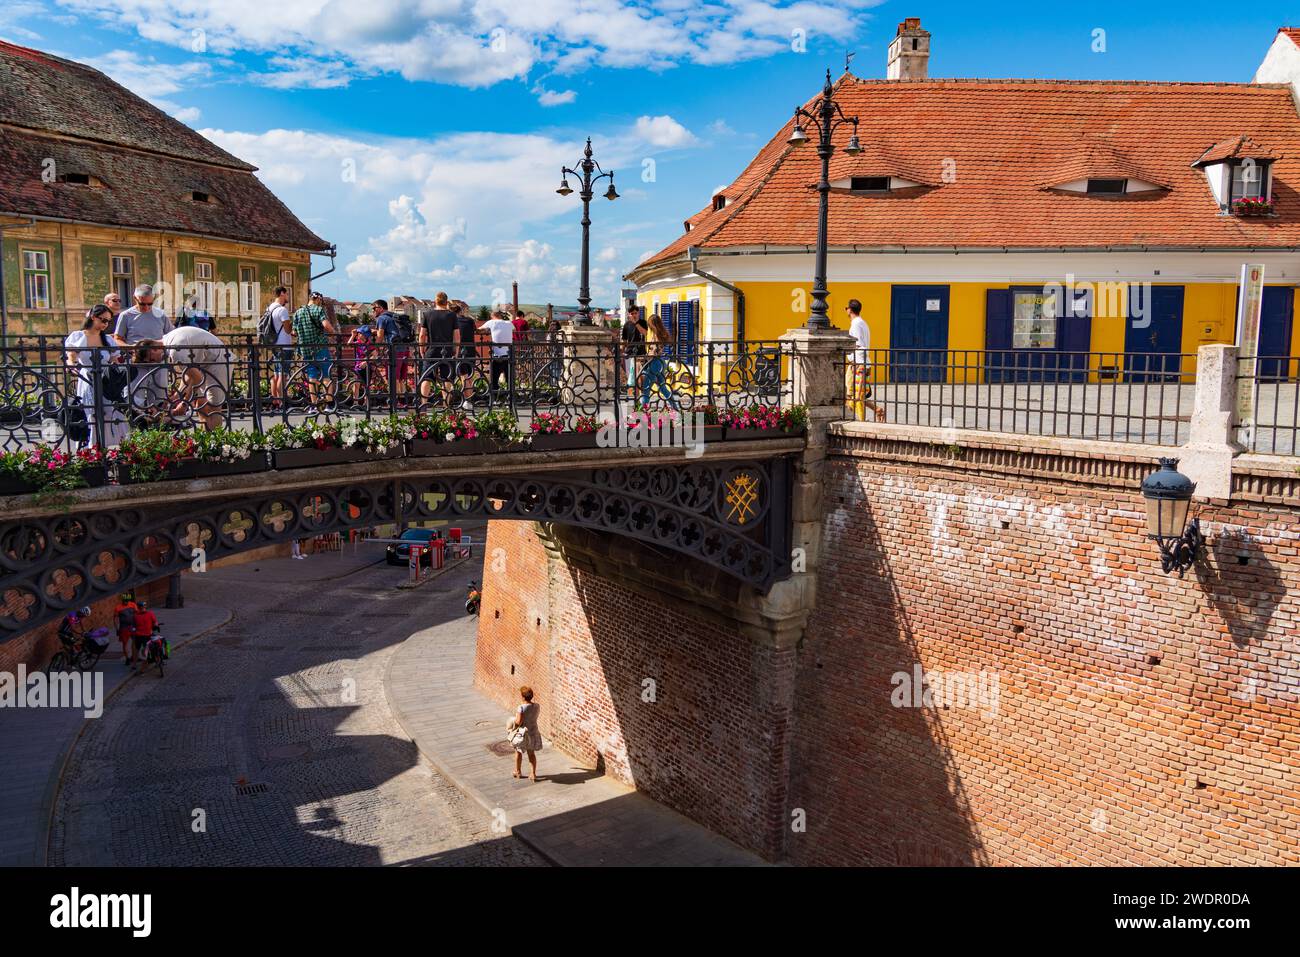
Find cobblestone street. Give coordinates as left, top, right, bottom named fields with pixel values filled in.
left=49, top=550, right=544, bottom=867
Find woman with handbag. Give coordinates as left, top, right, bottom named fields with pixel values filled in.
left=507, top=685, right=542, bottom=782
left=64, top=304, right=130, bottom=447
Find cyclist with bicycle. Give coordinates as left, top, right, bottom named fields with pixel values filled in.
left=130, top=600, right=158, bottom=671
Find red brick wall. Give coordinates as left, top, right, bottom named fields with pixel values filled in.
left=790, top=454, right=1300, bottom=866
left=474, top=521, right=795, bottom=858
left=473, top=523, right=554, bottom=722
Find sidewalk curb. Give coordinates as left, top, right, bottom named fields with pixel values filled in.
left=39, top=603, right=234, bottom=867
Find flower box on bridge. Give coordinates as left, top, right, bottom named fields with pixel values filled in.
left=408, top=437, right=495, bottom=456
left=722, top=426, right=807, bottom=441
left=0, top=465, right=108, bottom=495
left=118, top=456, right=269, bottom=484
left=271, top=445, right=404, bottom=470
left=529, top=432, right=601, bottom=451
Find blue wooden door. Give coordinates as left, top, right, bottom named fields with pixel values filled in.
left=1124, top=285, right=1184, bottom=382
left=890, top=285, right=949, bottom=383
left=1259, top=286, right=1294, bottom=380
left=985, top=287, right=1091, bottom=383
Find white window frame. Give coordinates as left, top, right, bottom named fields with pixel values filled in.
left=239, top=264, right=258, bottom=316
left=279, top=268, right=296, bottom=310
left=21, top=248, right=51, bottom=310
left=110, top=254, right=135, bottom=304
left=193, top=259, right=216, bottom=312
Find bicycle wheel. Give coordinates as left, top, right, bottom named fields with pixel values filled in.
left=46, top=651, right=67, bottom=674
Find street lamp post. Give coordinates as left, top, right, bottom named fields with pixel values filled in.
left=788, top=70, right=862, bottom=331
left=557, top=137, right=619, bottom=327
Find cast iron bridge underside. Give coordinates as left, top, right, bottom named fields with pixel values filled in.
left=0, top=457, right=794, bottom=641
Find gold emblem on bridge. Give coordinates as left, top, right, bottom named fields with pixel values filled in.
left=724, top=472, right=760, bottom=525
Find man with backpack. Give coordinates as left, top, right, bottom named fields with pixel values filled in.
left=258, top=287, right=293, bottom=409
left=372, top=299, right=413, bottom=403
left=113, top=593, right=138, bottom=664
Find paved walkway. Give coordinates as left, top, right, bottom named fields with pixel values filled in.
left=384, top=589, right=764, bottom=867
left=0, top=600, right=231, bottom=867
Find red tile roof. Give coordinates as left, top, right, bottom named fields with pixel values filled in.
left=633, top=75, right=1300, bottom=275
left=1279, top=27, right=1300, bottom=47
left=0, top=40, right=329, bottom=252
left=1194, top=134, right=1279, bottom=165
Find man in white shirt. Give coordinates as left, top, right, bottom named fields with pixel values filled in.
left=480, top=309, right=514, bottom=402
left=142, top=326, right=230, bottom=430
left=269, top=286, right=293, bottom=408
left=845, top=299, right=884, bottom=421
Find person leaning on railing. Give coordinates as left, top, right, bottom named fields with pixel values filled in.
left=138, top=326, right=230, bottom=431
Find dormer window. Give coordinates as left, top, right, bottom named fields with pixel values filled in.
left=712, top=194, right=726, bottom=211
left=189, top=190, right=217, bottom=204
left=1229, top=160, right=1271, bottom=203
left=850, top=176, right=891, bottom=192
left=55, top=172, right=106, bottom=187
left=1086, top=178, right=1126, bottom=195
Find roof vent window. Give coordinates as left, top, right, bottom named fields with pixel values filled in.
left=850, top=176, right=891, bottom=192
left=55, top=172, right=104, bottom=187
left=713, top=194, right=726, bottom=211
left=1086, top=178, right=1127, bottom=195
left=191, top=190, right=213, bottom=203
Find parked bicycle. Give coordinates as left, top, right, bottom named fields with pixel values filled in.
left=142, top=624, right=167, bottom=678
left=465, top=580, right=481, bottom=616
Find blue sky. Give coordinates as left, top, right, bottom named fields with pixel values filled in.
left=2, top=1, right=1297, bottom=306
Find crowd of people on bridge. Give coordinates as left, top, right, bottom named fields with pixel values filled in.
left=54, top=283, right=705, bottom=453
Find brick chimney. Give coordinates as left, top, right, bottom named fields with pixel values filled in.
left=887, top=17, right=930, bottom=80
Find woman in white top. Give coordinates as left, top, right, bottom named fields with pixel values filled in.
left=64, top=304, right=130, bottom=447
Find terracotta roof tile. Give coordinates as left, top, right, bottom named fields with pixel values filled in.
left=633, top=76, right=1300, bottom=274
left=0, top=40, right=328, bottom=251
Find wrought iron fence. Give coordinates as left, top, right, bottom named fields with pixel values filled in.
left=841, top=348, right=1197, bottom=446
left=1236, top=354, right=1300, bottom=455
left=0, top=334, right=797, bottom=454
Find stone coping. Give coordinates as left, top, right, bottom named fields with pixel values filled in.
left=830, top=421, right=1300, bottom=506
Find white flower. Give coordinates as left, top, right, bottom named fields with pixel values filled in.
left=445, top=432, right=455, bottom=442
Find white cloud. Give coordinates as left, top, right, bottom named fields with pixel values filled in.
left=634, top=114, right=696, bottom=149
left=536, top=87, right=577, bottom=106
left=597, top=245, right=617, bottom=261
left=51, top=0, right=872, bottom=89
left=200, top=125, right=640, bottom=301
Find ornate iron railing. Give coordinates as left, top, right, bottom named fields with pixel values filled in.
left=0, top=335, right=798, bottom=454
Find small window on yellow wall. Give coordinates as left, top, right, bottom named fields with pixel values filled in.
left=22, top=249, right=51, bottom=309
left=279, top=269, right=295, bottom=310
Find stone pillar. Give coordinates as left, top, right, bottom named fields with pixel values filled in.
left=559, top=323, right=613, bottom=420
left=1181, top=343, right=1240, bottom=500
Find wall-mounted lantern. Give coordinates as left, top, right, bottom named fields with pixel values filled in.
left=1140, top=458, right=1205, bottom=577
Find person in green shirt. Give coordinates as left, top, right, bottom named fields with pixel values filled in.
left=291, top=292, right=337, bottom=411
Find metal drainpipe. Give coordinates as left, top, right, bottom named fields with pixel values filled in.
left=310, top=244, right=338, bottom=284
left=0, top=218, right=38, bottom=339
left=687, top=245, right=745, bottom=342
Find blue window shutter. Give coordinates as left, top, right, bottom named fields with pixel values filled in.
left=660, top=302, right=677, bottom=358
left=677, top=301, right=697, bottom=363
left=985, top=289, right=1012, bottom=383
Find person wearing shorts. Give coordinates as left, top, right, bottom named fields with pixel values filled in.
left=113, top=594, right=137, bottom=664
left=131, top=600, right=157, bottom=669
left=418, top=294, right=458, bottom=407
left=292, top=292, right=337, bottom=411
